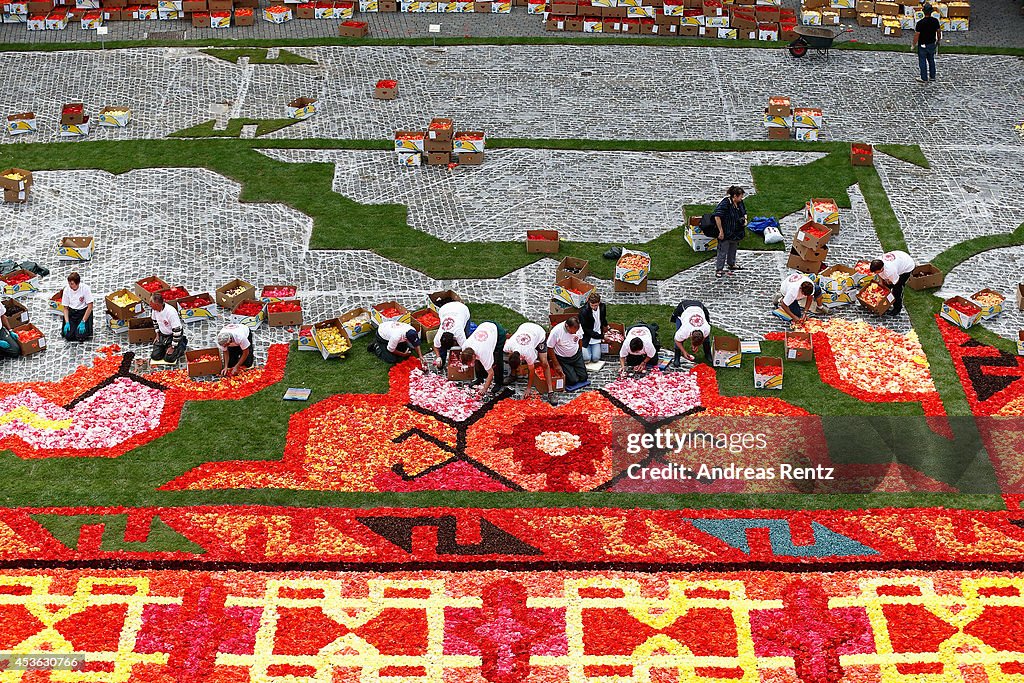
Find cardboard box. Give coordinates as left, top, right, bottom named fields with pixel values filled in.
left=552, top=276, right=596, bottom=309
left=380, top=0, right=396, bottom=8
left=793, top=107, right=823, bottom=130
left=940, top=296, right=982, bottom=329
left=57, top=236, right=94, bottom=261
left=764, top=111, right=794, bottom=129
left=453, top=131, right=486, bottom=153
left=287, top=97, right=317, bottom=120
left=135, top=276, right=169, bottom=305
left=556, top=256, right=590, bottom=281
left=856, top=11, right=877, bottom=25
left=262, top=4, right=291, bottom=19
left=214, top=279, right=256, bottom=309
left=454, top=152, right=483, bottom=165
left=427, top=290, right=462, bottom=311
left=530, top=363, right=565, bottom=394
left=613, top=279, right=649, bottom=293
left=0, top=169, right=32, bottom=192
left=97, top=106, right=131, bottom=127
left=374, top=79, right=398, bottom=100
left=712, top=336, right=741, bottom=368
left=176, top=293, right=217, bottom=323
left=411, top=307, right=440, bottom=347
left=881, top=18, right=901, bottom=35
left=59, top=118, right=90, bottom=138
left=1017, top=331, right=1024, bottom=357
left=12, top=323, right=45, bottom=356
left=259, top=285, right=298, bottom=303
left=757, top=21, right=778, bottom=39
left=615, top=248, right=650, bottom=284
left=969, top=288, right=1005, bottom=319
left=231, top=299, right=267, bottom=330
left=1016, top=283, right=1024, bottom=311
left=447, top=349, right=475, bottom=381
left=313, top=318, right=351, bottom=359
left=209, top=8, right=230, bottom=24
left=182, top=0, right=204, bottom=8
left=125, top=317, right=155, bottom=344
left=424, top=137, right=454, bottom=153
left=1, top=269, right=39, bottom=298
left=564, top=15, right=582, bottom=28
left=819, top=265, right=856, bottom=292
left=267, top=299, right=303, bottom=327
left=908, top=263, right=944, bottom=290
left=792, top=240, right=828, bottom=263
left=855, top=0, right=872, bottom=11
left=48, top=290, right=64, bottom=315
left=805, top=198, right=839, bottom=226
left=370, top=301, right=411, bottom=326
left=754, top=357, right=783, bottom=390
left=786, top=247, right=825, bottom=275
left=427, top=118, right=455, bottom=141
left=858, top=281, right=894, bottom=316
left=297, top=325, right=317, bottom=351
left=526, top=229, right=559, bottom=254
left=851, top=143, right=873, bottom=166
left=873, top=0, right=896, bottom=13
left=794, top=127, right=819, bottom=142
left=105, top=289, right=143, bottom=320
left=107, top=315, right=130, bottom=335
left=768, top=126, right=791, bottom=140
left=794, top=220, right=833, bottom=250
left=601, top=322, right=626, bottom=355
left=549, top=300, right=579, bottom=327
left=6, top=113, right=36, bottom=136
left=0, top=298, right=28, bottom=328
left=60, top=102, right=85, bottom=126
left=185, top=348, right=222, bottom=377
left=473, top=0, right=491, bottom=10
left=339, top=307, right=374, bottom=340
left=191, top=9, right=210, bottom=24
left=684, top=221, right=718, bottom=252
left=233, top=7, right=254, bottom=24
left=785, top=331, right=813, bottom=362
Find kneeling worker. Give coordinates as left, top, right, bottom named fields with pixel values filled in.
left=460, top=321, right=507, bottom=396
left=775, top=273, right=830, bottom=324
left=433, top=300, right=472, bottom=370
left=216, top=323, right=255, bottom=377
left=60, top=272, right=94, bottom=342
left=505, top=321, right=552, bottom=397
left=371, top=320, right=425, bottom=366
left=671, top=300, right=712, bottom=366
left=150, top=293, right=187, bottom=365
left=619, top=323, right=660, bottom=373
left=547, top=317, right=588, bottom=390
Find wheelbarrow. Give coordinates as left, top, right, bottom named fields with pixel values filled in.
left=788, top=26, right=853, bottom=59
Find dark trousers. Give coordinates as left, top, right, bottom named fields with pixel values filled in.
left=672, top=319, right=711, bottom=364
left=373, top=329, right=419, bottom=364
left=227, top=330, right=256, bottom=369
left=555, top=348, right=588, bottom=385
left=473, top=324, right=507, bottom=387
left=61, top=307, right=93, bottom=342
left=891, top=272, right=912, bottom=315
left=437, top=321, right=474, bottom=371
left=918, top=42, right=937, bottom=80
left=152, top=331, right=187, bottom=363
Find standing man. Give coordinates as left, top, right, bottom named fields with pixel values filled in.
left=150, top=292, right=187, bottom=364
left=619, top=323, right=660, bottom=373
left=546, top=317, right=588, bottom=390
left=371, top=320, right=425, bottom=366
left=460, top=321, right=507, bottom=396
left=504, top=321, right=552, bottom=397
left=579, top=293, right=609, bottom=362
left=869, top=250, right=916, bottom=316
left=60, top=272, right=94, bottom=342
left=671, top=300, right=712, bottom=366
left=713, top=186, right=747, bottom=279
left=216, top=322, right=255, bottom=377
left=433, top=300, right=472, bottom=370
left=912, top=4, right=941, bottom=83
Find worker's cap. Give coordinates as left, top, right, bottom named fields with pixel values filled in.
left=405, top=329, right=420, bottom=345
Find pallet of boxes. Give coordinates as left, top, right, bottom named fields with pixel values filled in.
left=786, top=198, right=839, bottom=277
left=764, top=96, right=823, bottom=141
left=803, top=0, right=970, bottom=35
left=394, top=119, right=485, bottom=167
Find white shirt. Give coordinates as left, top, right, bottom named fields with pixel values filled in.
left=781, top=273, right=814, bottom=307
left=464, top=322, right=499, bottom=371
left=152, top=304, right=182, bottom=335
left=547, top=322, right=583, bottom=358
left=61, top=284, right=94, bottom=311
left=880, top=250, right=915, bottom=284
left=621, top=326, right=657, bottom=359
left=216, top=323, right=251, bottom=351
left=590, top=308, right=602, bottom=336
left=504, top=322, right=547, bottom=365
left=434, top=301, right=470, bottom=350
left=673, top=306, right=711, bottom=343
left=379, top=320, right=416, bottom=353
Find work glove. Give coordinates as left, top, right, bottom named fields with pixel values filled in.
left=63, top=322, right=71, bottom=336
left=77, top=321, right=86, bottom=335
left=9, top=331, right=18, bottom=342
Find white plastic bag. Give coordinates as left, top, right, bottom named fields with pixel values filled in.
left=763, top=225, right=784, bottom=245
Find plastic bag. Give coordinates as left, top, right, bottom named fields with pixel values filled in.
left=602, top=247, right=623, bottom=260
left=747, top=216, right=778, bottom=234
left=763, top=225, right=784, bottom=245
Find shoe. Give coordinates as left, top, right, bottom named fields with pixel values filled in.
left=728, top=265, right=745, bottom=271
left=726, top=270, right=736, bottom=276
left=367, top=342, right=378, bottom=353
left=716, top=271, right=725, bottom=278
left=916, top=77, right=928, bottom=83
left=886, top=310, right=900, bottom=317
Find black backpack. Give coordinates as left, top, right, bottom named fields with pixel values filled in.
left=698, top=213, right=718, bottom=238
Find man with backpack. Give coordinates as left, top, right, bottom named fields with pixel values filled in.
left=706, top=186, right=747, bottom=279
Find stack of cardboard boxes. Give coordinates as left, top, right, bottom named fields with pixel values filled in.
left=7, top=0, right=263, bottom=29
left=358, top=0, right=513, bottom=13
left=763, top=97, right=823, bottom=141
left=786, top=198, right=839, bottom=274
left=800, top=0, right=970, bottom=34
left=394, top=119, right=485, bottom=167
left=541, top=0, right=798, bottom=39
left=0, top=168, right=32, bottom=204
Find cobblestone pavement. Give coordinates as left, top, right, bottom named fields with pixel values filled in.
left=2, top=46, right=1021, bottom=147
left=940, top=246, right=1024, bottom=343
left=0, top=1, right=1021, bottom=47
left=258, top=147, right=824, bottom=242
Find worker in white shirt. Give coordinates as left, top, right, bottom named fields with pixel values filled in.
left=370, top=320, right=424, bottom=366
left=774, top=273, right=830, bottom=324
left=546, top=317, right=588, bottom=389
left=869, top=250, right=916, bottom=316
left=60, top=272, right=94, bottom=342
left=671, top=300, right=712, bottom=366
left=619, top=323, right=660, bottom=373
left=150, top=292, right=187, bottom=364
left=504, top=321, right=552, bottom=397
left=216, top=323, right=255, bottom=377
left=0, top=300, right=19, bottom=359
left=459, top=321, right=507, bottom=396
left=433, top=300, right=472, bottom=371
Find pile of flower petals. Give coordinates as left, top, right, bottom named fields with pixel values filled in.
left=604, top=370, right=701, bottom=419
left=409, top=368, right=483, bottom=421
